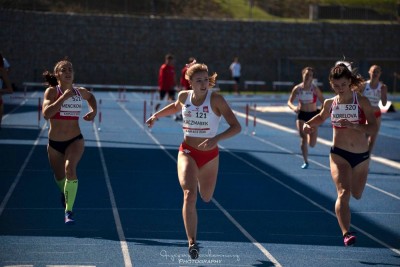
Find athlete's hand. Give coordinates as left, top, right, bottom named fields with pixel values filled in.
left=303, top=123, right=315, bottom=134
left=146, top=115, right=157, bottom=128
left=62, top=88, right=75, bottom=99
left=337, top=119, right=355, bottom=128
left=83, top=110, right=96, bottom=121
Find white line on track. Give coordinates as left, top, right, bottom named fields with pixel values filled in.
left=112, top=92, right=283, bottom=267
left=220, top=144, right=400, bottom=256
left=92, top=121, right=133, bottom=267
left=235, top=109, right=400, bottom=201
left=0, top=121, right=47, bottom=217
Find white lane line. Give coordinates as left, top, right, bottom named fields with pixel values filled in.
left=221, top=146, right=400, bottom=256
left=0, top=121, right=47, bottom=217
left=235, top=110, right=400, bottom=170
left=114, top=94, right=282, bottom=267
left=235, top=110, right=400, bottom=201
left=92, top=122, right=133, bottom=267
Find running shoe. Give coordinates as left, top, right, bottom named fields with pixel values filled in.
left=65, top=211, right=75, bottom=225
left=343, top=232, right=356, bottom=246
left=188, top=243, right=199, bottom=259
left=60, top=193, right=66, bottom=208
left=301, top=162, right=309, bottom=169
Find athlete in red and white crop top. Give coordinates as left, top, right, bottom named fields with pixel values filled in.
left=298, top=84, right=318, bottom=105
left=51, top=85, right=83, bottom=120
left=330, top=91, right=366, bottom=128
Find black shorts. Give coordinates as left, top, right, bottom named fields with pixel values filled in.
left=297, top=110, right=319, bottom=122
left=49, top=134, right=83, bottom=154
left=159, top=90, right=176, bottom=101
left=330, top=146, right=370, bottom=168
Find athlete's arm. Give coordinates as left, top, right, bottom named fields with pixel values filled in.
left=79, top=87, right=97, bottom=121
left=287, top=86, right=299, bottom=112
left=42, top=87, right=73, bottom=120
left=303, top=98, right=332, bottom=133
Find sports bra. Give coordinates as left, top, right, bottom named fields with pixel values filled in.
left=330, top=91, right=366, bottom=129
left=51, top=86, right=82, bottom=120
left=298, top=84, right=317, bottom=104
left=363, top=80, right=382, bottom=107
left=182, top=90, right=221, bottom=138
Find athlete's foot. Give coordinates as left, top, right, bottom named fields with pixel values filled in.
left=188, top=242, right=199, bottom=259
left=65, top=211, right=75, bottom=225
left=343, top=232, right=356, bottom=247
left=301, top=162, right=309, bottom=169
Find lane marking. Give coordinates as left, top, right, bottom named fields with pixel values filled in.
left=92, top=122, right=133, bottom=267
left=221, top=146, right=400, bottom=256
left=0, top=122, right=47, bottom=217
left=235, top=109, right=400, bottom=201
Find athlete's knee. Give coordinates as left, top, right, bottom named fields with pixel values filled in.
left=64, top=160, right=77, bottom=178
left=337, top=188, right=351, bottom=201
left=199, top=193, right=212, bottom=203
left=351, top=191, right=363, bottom=200
left=183, top=189, right=197, bottom=204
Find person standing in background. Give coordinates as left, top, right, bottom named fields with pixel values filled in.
left=156, top=54, right=176, bottom=113
left=359, top=65, right=388, bottom=153
left=229, top=56, right=241, bottom=94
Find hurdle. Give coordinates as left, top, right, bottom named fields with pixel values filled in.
left=245, top=103, right=257, bottom=135
left=244, top=80, right=266, bottom=94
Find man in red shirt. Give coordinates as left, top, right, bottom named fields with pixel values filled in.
left=158, top=54, right=176, bottom=101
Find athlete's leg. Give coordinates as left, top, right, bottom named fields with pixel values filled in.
left=351, top=159, right=370, bottom=200
left=63, top=138, right=84, bottom=213
left=47, top=145, right=66, bottom=185
left=308, top=127, right=318, bottom=148
left=178, top=151, right=199, bottom=246
left=330, top=153, right=352, bottom=236
left=197, top=156, right=219, bottom=202
left=297, top=120, right=308, bottom=164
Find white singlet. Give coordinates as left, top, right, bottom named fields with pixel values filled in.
left=182, top=90, right=221, bottom=138
left=363, top=80, right=382, bottom=107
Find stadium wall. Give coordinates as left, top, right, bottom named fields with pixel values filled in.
left=1, top=9, right=399, bottom=92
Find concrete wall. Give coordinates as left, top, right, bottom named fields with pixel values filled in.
left=1, top=9, right=399, bottom=91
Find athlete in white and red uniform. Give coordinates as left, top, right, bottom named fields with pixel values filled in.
left=42, top=59, right=97, bottom=225
left=287, top=67, right=325, bottom=169
left=360, top=65, right=388, bottom=153
left=146, top=62, right=241, bottom=260
left=303, top=62, right=377, bottom=247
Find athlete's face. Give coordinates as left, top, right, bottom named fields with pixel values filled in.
left=330, top=77, right=351, bottom=95
left=190, top=71, right=209, bottom=93
left=302, top=69, right=314, bottom=83
left=56, top=62, right=74, bottom=84
left=369, top=66, right=381, bottom=80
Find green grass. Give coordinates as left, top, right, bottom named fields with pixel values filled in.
left=213, top=0, right=278, bottom=20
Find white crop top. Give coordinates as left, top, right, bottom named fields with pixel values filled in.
left=181, top=90, right=221, bottom=138
left=363, top=80, right=382, bottom=107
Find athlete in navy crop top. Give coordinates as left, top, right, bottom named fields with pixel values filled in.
left=303, top=62, right=377, bottom=247
left=146, top=62, right=241, bottom=259
left=42, top=59, right=97, bottom=225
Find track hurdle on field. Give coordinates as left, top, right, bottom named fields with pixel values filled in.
left=245, top=103, right=257, bottom=135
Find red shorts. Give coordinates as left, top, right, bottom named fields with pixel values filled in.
left=179, top=142, right=219, bottom=168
